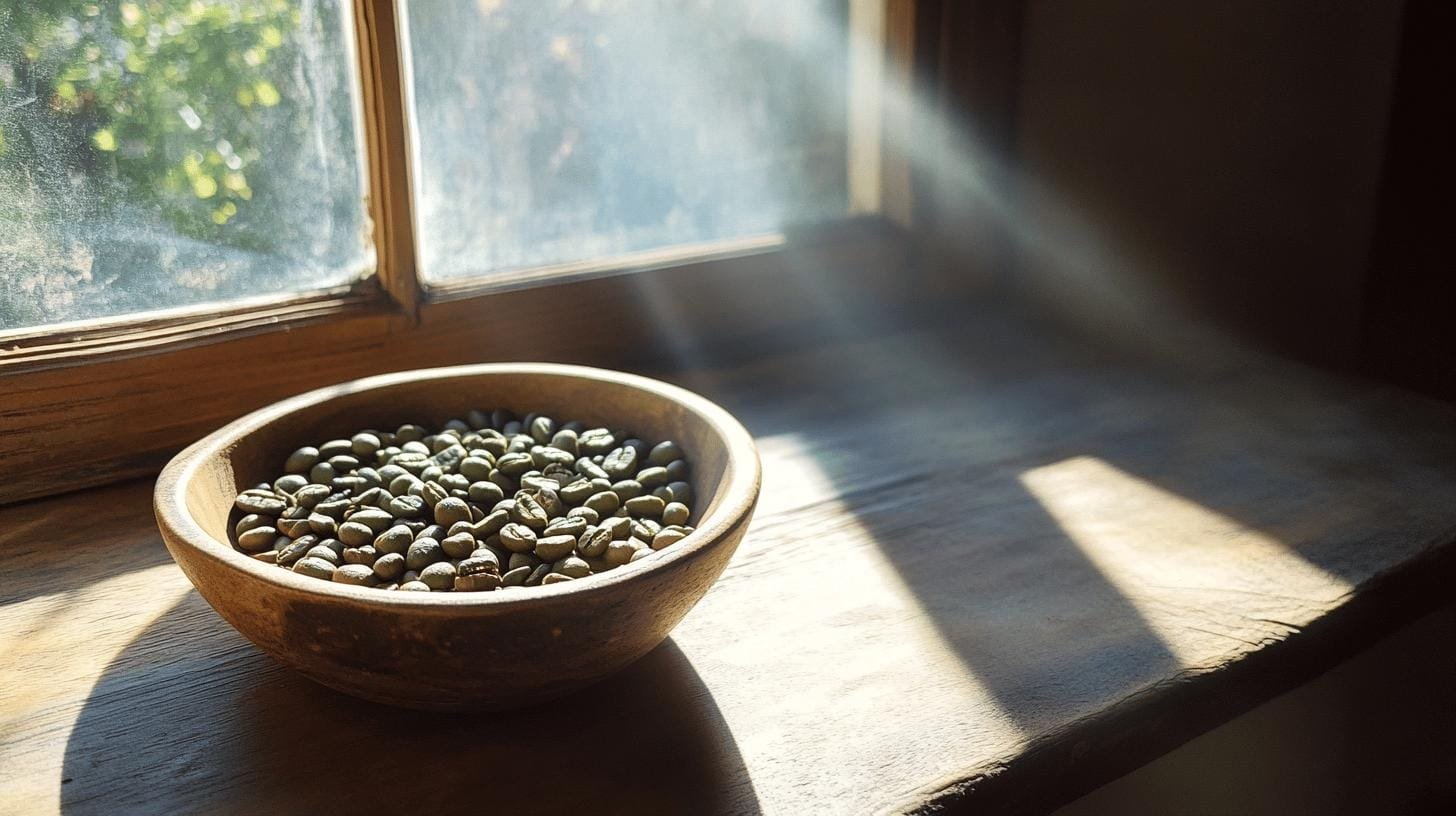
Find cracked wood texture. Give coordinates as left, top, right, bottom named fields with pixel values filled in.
left=4, top=310, right=1456, bottom=815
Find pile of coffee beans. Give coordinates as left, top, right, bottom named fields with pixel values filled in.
left=231, top=409, right=695, bottom=592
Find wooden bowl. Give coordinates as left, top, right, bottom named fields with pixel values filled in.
left=154, top=363, right=760, bottom=711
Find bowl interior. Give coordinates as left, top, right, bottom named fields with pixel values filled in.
left=185, top=367, right=734, bottom=563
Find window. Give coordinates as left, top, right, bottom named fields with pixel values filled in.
left=401, top=0, right=851, bottom=281
left=0, top=0, right=371, bottom=332
left=0, top=0, right=914, bottom=505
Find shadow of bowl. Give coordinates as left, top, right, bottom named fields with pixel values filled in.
left=60, top=591, right=761, bottom=815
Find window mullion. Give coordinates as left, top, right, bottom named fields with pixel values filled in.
left=352, top=0, right=422, bottom=317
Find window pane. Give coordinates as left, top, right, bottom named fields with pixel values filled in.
left=0, top=0, right=371, bottom=331
left=403, top=0, right=849, bottom=281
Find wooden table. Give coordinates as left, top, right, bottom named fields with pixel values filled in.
left=6, top=310, right=1456, bottom=815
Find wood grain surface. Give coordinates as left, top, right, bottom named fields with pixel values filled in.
left=4, top=311, right=1456, bottom=815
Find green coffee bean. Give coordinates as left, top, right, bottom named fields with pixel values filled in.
left=285, top=447, right=320, bottom=474
left=495, top=452, right=534, bottom=476
left=602, top=516, right=633, bottom=541
left=584, top=491, right=620, bottom=515
left=319, top=439, right=353, bottom=458
left=549, top=429, right=578, bottom=454
left=488, top=469, right=516, bottom=493
left=558, top=479, right=597, bottom=506
left=630, top=547, right=654, bottom=563
left=527, top=564, right=553, bottom=586
left=625, top=495, right=665, bottom=519
left=553, top=556, right=591, bottom=578
left=575, top=457, right=610, bottom=481
left=308, top=462, right=336, bottom=485
left=579, top=428, right=616, bottom=455
left=468, top=480, right=505, bottom=504
left=277, top=535, right=317, bottom=566
left=334, top=564, right=376, bottom=586
left=251, top=551, right=279, bottom=564
left=343, top=545, right=378, bottom=566
left=429, top=444, right=467, bottom=473
left=328, top=454, right=361, bottom=473
left=530, top=446, right=575, bottom=469
left=541, top=572, right=575, bottom=585
left=234, top=514, right=270, bottom=537
left=330, top=476, right=366, bottom=494
left=512, top=493, right=549, bottom=528
left=667, top=481, right=694, bottom=505
left=293, top=483, right=331, bottom=509
left=533, top=534, right=576, bottom=561
left=604, top=538, right=639, bottom=566
left=647, top=440, right=683, bottom=467
left=499, top=523, right=538, bottom=553
left=532, top=487, right=565, bottom=518
left=352, top=432, right=382, bottom=458
left=441, top=532, right=476, bottom=559
left=398, top=580, right=431, bottom=592
left=665, top=459, right=690, bottom=482
left=544, top=516, right=588, bottom=538
left=602, top=446, right=638, bottom=479
left=338, top=521, right=374, bottom=548
left=235, top=493, right=286, bottom=516
left=660, top=501, right=690, bottom=526
left=306, top=544, right=342, bottom=566
left=630, top=518, right=662, bottom=541
left=508, top=552, right=542, bottom=572
left=567, top=506, right=600, bottom=524
left=307, top=513, right=338, bottom=537
left=459, top=550, right=500, bottom=575
left=455, top=572, right=502, bottom=591
left=274, top=474, right=309, bottom=495
left=389, top=474, right=421, bottom=496
left=612, top=480, right=645, bottom=501
left=460, top=457, right=493, bottom=481
left=419, top=561, right=457, bottom=591
left=387, top=495, right=427, bottom=518
left=501, top=565, right=532, bottom=586
left=577, top=526, right=612, bottom=558
left=434, top=497, right=472, bottom=527
left=293, top=556, right=336, bottom=580
left=652, top=526, right=689, bottom=550
left=406, top=538, right=444, bottom=571
left=349, top=508, right=394, bottom=533
left=528, top=416, right=555, bottom=445
left=237, top=526, right=280, bottom=553
left=438, top=473, right=470, bottom=493
left=635, top=466, right=668, bottom=489
left=472, top=509, right=511, bottom=540
left=373, top=552, right=406, bottom=581
left=520, top=474, right=559, bottom=493
left=372, top=525, right=412, bottom=555
left=420, top=480, right=449, bottom=509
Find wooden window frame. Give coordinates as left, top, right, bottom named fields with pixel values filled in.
left=0, top=0, right=930, bottom=505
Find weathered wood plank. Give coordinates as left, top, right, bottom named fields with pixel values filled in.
left=4, top=314, right=1456, bottom=815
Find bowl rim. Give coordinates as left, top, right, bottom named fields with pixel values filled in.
left=154, top=362, right=761, bottom=610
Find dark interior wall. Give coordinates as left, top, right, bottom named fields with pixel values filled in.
left=1008, top=0, right=1405, bottom=362
left=1360, top=0, right=1456, bottom=401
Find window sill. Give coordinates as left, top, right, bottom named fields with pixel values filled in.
left=4, top=303, right=1455, bottom=813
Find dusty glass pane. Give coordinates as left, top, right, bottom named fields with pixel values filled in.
left=0, top=0, right=371, bottom=331
left=403, top=0, right=849, bottom=281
